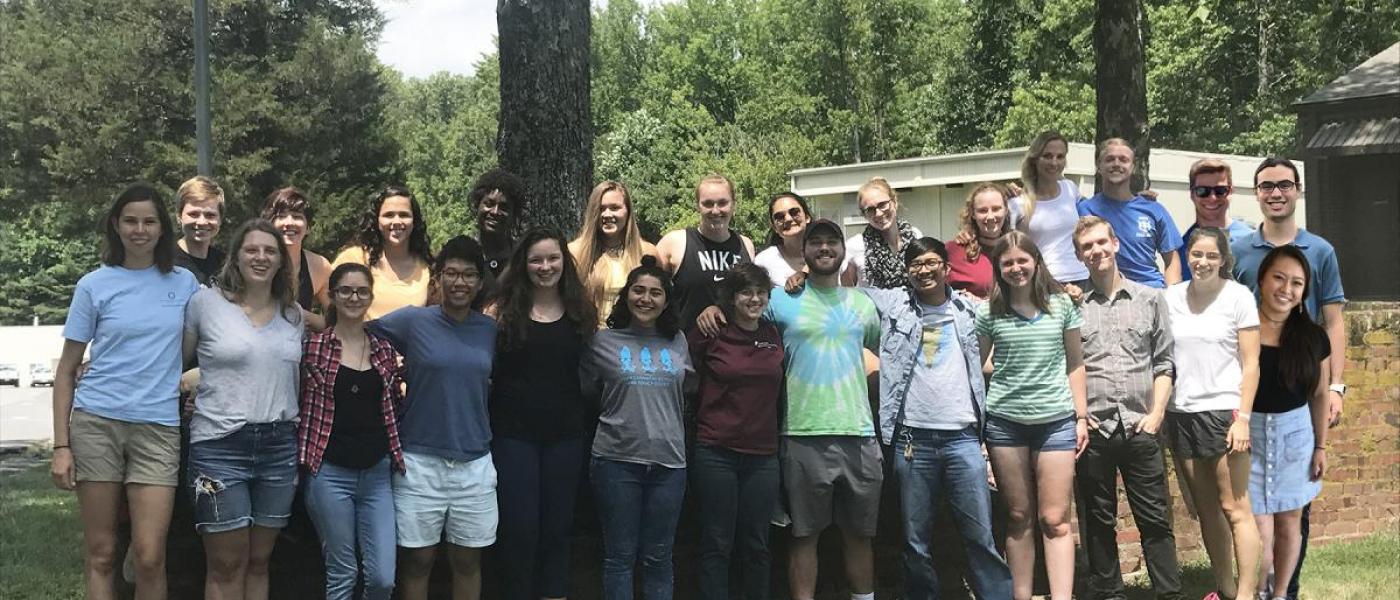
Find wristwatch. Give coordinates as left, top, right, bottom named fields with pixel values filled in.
left=1328, top=383, right=1348, bottom=396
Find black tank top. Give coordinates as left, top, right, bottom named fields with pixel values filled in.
left=672, top=227, right=747, bottom=329
left=296, top=250, right=314, bottom=310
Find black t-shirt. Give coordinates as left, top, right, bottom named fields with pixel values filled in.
left=174, top=244, right=226, bottom=286
left=322, top=366, right=390, bottom=469
left=489, top=317, right=587, bottom=441
left=1254, top=342, right=1332, bottom=414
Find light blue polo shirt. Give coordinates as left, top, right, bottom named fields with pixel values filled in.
left=1231, top=228, right=1346, bottom=318
left=1078, top=193, right=1183, bottom=288
left=1181, top=219, right=1255, bottom=281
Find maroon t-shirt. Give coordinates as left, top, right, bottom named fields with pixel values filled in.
left=688, top=321, right=785, bottom=454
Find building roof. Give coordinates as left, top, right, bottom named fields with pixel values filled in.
left=1304, top=117, right=1400, bottom=155
left=1295, top=42, right=1399, bottom=106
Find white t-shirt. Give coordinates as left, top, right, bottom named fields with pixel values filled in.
left=752, top=246, right=799, bottom=285
left=1009, top=179, right=1090, bottom=283
left=1165, top=280, right=1260, bottom=413
left=845, top=224, right=923, bottom=287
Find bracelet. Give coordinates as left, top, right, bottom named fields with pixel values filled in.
left=1075, top=415, right=1088, bottom=421
left=1315, top=446, right=1326, bottom=451
left=52, top=445, right=69, bottom=450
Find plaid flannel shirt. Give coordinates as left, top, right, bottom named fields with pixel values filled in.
left=298, top=327, right=406, bottom=474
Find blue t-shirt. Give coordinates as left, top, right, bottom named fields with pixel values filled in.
left=1078, top=194, right=1183, bottom=288
left=765, top=285, right=881, bottom=437
left=62, top=265, right=200, bottom=425
left=1231, top=228, right=1346, bottom=319
left=1180, top=219, right=1254, bottom=282
left=369, top=306, right=496, bottom=461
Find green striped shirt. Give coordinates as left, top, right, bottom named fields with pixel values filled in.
left=975, top=293, right=1081, bottom=424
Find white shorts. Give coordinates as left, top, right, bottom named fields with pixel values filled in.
left=392, top=451, right=499, bottom=548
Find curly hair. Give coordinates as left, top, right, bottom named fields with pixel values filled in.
left=351, top=186, right=433, bottom=268
left=605, top=255, right=680, bottom=339
left=494, top=228, right=597, bottom=350
left=469, top=168, right=527, bottom=233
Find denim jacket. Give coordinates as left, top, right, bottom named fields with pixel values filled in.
left=862, top=286, right=986, bottom=444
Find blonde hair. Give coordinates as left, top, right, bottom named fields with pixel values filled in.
left=694, top=173, right=735, bottom=202
left=1189, top=158, right=1232, bottom=188
left=175, top=175, right=224, bottom=213
left=570, top=181, right=648, bottom=310
left=957, top=182, right=1012, bottom=262
left=1018, top=131, right=1068, bottom=226
left=1097, top=137, right=1134, bottom=161
left=857, top=177, right=898, bottom=205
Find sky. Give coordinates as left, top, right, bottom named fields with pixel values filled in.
left=374, top=0, right=496, bottom=78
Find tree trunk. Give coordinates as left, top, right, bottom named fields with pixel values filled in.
left=1094, top=0, right=1151, bottom=190
left=497, top=0, right=593, bottom=237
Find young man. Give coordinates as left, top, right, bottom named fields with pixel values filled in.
left=173, top=175, right=225, bottom=286
left=1077, top=138, right=1183, bottom=288
left=1073, top=216, right=1184, bottom=600
left=1231, top=157, right=1347, bottom=600
left=469, top=168, right=527, bottom=278
left=863, top=237, right=1011, bottom=600
left=765, top=219, right=881, bottom=600
left=1179, top=159, right=1255, bottom=281
left=656, top=174, right=756, bottom=328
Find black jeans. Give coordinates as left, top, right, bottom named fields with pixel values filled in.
left=1075, top=429, right=1184, bottom=600
left=691, top=443, right=781, bottom=600
left=492, top=436, right=587, bottom=600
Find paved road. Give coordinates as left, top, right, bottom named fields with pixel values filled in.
left=0, top=385, right=51, bottom=449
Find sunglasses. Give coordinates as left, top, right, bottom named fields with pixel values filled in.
left=772, top=207, right=804, bottom=222
left=1192, top=185, right=1230, bottom=198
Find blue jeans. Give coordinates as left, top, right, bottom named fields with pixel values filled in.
left=303, top=456, right=396, bottom=600
left=691, top=443, right=780, bottom=600
left=591, top=457, right=687, bottom=600
left=893, top=426, right=1012, bottom=600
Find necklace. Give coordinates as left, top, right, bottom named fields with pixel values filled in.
left=343, top=333, right=370, bottom=393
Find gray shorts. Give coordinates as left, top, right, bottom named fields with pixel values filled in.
left=781, top=436, right=883, bottom=538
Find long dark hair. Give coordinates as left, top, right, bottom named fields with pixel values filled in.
left=494, top=228, right=597, bottom=350
left=1260, top=246, right=1329, bottom=395
left=101, top=184, right=176, bottom=273
left=325, top=262, right=373, bottom=327
left=216, top=219, right=300, bottom=323
left=352, top=186, right=433, bottom=268
left=988, top=231, right=1060, bottom=316
left=606, top=255, right=680, bottom=339
left=765, top=192, right=813, bottom=248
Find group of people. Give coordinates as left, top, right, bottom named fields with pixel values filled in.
left=50, top=130, right=1346, bottom=600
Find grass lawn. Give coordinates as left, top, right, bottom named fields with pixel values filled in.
left=2, top=461, right=1396, bottom=600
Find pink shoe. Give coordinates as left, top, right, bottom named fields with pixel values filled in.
left=1201, top=593, right=1222, bottom=600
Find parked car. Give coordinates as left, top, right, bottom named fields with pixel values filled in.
left=29, top=364, right=54, bottom=387
left=0, top=364, right=18, bottom=387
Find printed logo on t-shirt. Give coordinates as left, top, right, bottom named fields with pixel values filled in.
left=617, top=344, right=678, bottom=386
left=698, top=250, right=743, bottom=273
left=1136, top=215, right=1154, bottom=239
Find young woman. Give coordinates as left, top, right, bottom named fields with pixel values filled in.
left=262, top=187, right=332, bottom=313
left=52, top=184, right=200, bottom=599
left=947, top=182, right=1014, bottom=298
left=974, top=231, right=1088, bottom=600
left=183, top=219, right=305, bottom=599
left=1251, top=246, right=1330, bottom=600
left=751, top=192, right=813, bottom=284
left=487, top=228, right=597, bottom=600
left=368, top=236, right=498, bottom=600
left=568, top=180, right=657, bottom=327
left=1011, top=131, right=1090, bottom=287
left=1165, top=227, right=1261, bottom=600
left=583, top=256, right=696, bottom=600
left=688, top=262, right=784, bottom=600
left=298, top=263, right=406, bottom=600
left=333, top=186, right=434, bottom=319
left=844, top=177, right=922, bottom=288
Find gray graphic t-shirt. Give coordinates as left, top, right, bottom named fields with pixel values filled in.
left=582, top=326, right=694, bottom=468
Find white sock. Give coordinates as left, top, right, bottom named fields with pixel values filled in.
left=851, top=593, right=875, bottom=600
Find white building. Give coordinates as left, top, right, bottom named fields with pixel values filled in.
left=788, top=142, right=1304, bottom=242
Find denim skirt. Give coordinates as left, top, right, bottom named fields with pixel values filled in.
left=1249, top=405, right=1321, bottom=515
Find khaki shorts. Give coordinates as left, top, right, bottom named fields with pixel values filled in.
left=781, top=435, right=883, bottom=538
left=70, top=409, right=181, bottom=486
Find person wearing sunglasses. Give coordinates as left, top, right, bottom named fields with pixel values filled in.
left=1230, top=157, right=1346, bottom=600
left=298, top=263, right=406, bottom=600
left=752, top=192, right=814, bottom=284
left=1076, top=138, right=1184, bottom=288
left=1179, top=159, right=1256, bottom=282
left=844, top=177, right=922, bottom=288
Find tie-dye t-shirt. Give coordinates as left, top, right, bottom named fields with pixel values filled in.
left=766, top=285, right=881, bottom=437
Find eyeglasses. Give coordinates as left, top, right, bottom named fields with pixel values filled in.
left=333, top=286, right=372, bottom=300
left=860, top=199, right=893, bottom=218
left=736, top=288, right=767, bottom=300
left=1256, top=180, right=1297, bottom=193
left=440, top=269, right=481, bottom=283
left=1193, top=185, right=1230, bottom=198
left=908, top=259, right=945, bottom=272
left=772, top=207, right=804, bottom=222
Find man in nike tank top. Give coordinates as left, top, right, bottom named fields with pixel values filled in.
left=657, top=174, right=756, bottom=329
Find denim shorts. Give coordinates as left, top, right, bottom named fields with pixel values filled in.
left=983, top=414, right=1077, bottom=451
left=189, top=421, right=299, bottom=534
